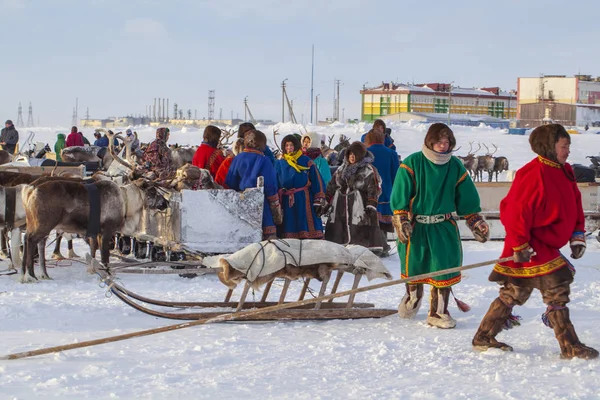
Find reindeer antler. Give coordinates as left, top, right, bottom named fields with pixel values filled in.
left=272, top=128, right=282, bottom=152
left=219, top=128, right=236, bottom=148
left=482, top=143, right=491, bottom=155
left=327, top=135, right=334, bottom=148
left=489, top=143, right=498, bottom=155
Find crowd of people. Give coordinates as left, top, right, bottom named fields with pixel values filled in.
left=2, top=116, right=595, bottom=359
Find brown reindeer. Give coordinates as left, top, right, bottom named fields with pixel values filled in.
left=476, top=144, right=498, bottom=182
left=492, top=156, right=509, bottom=182
left=457, top=142, right=480, bottom=179
left=20, top=179, right=168, bottom=282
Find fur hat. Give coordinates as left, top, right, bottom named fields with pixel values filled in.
left=203, top=125, right=221, bottom=147
left=529, top=124, right=570, bottom=161
left=365, top=129, right=384, bottom=146
left=244, top=129, right=267, bottom=151
left=238, top=122, right=256, bottom=139
left=345, top=141, right=367, bottom=163
left=281, top=134, right=301, bottom=153
left=424, top=123, right=456, bottom=151
left=232, top=138, right=245, bottom=155
left=301, top=131, right=322, bottom=149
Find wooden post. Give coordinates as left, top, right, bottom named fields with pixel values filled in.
left=278, top=279, right=291, bottom=304
left=0, top=256, right=511, bottom=361
left=314, top=272, right=331, bottom=310
left=298, top=278, right=310, bottom=301
left=235, top=281, right=251, bottom=312
left=327, top=271, right=344, bottom=303
left=260, top=280, right=273, bottom=302
left=346, top=274, right=362, bottom=308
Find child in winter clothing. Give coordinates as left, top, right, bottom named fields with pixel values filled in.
left=391, top=123, right=489, bottom=329
left=301, top=132, right=331, bottom=187
left=472, top=124, right=598, bottom=359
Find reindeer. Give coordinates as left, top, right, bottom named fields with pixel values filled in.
left=476, top=144, right=498, bottom=182
left=492, top=156, right=509, bottom=182
left=457, top=142, right=480, bottom=179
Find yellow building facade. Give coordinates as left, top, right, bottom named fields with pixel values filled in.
left=361, top=83, right=516, bottom=122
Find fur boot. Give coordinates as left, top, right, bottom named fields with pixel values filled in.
left=398, top=283, right=423, bottom=319
left=472, top=298, right=514, bottom=351
left=546, top=307, right=599, bottom=360
left=427, top=287, right=457, bottom=329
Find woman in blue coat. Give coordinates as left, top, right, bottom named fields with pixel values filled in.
left=275, top=135, right=327, bottom=239
left=225, top=130, right=282, bottom=239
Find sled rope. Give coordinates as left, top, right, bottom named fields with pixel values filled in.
left=0, top=255, right=512, bottom=360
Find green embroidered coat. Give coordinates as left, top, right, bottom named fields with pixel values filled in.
left=390, top=152, right=481, bottom=287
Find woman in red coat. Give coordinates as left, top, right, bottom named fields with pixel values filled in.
left=192, top=125, right=225, bottom=178
left=215, top=138, right=244, bottom=188
left=472, top=124, right=598, bottom=360
left=65, top=126, right=84, bottom=147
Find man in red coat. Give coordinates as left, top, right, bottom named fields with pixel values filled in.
left=192, top=125, right=225, bottom=178
left=65, top=126, right=84, bottom=147
left=472, top=124, right=598, bottom=360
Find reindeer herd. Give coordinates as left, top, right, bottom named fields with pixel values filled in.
left=457, top=142, right=509, bottom=182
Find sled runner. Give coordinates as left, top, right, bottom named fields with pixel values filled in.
left=89, top=240, right=397, bottom=321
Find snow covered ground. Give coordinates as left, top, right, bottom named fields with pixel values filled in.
left=1, top=122, right=600, bottom=399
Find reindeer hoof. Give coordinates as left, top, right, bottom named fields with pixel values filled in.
left=40, top=275, right=52, bottom=280
left=20, top=275, right=38, bottom=284
left=52, top=253, right=65, bottom=260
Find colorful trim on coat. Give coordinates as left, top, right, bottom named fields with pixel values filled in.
left=244, top=148, right=264, bottom=156
left=378, top=212, right=393, bottom=223
left=263, top=226, right=276, bottom=235
left=401, top=273, right=462, bottom=288
left=537, top=156, right=561, bottom=169
left=493, top=256, right=567, bottom=278
left=456, top=171, right=469, bottom=187
left=206, top=149, right=220, bottom=171
left=282, top=230, right=324, bottom=239
left=512, top=242, right=530, bottom=252
left=465, top=213, right=484, bottom=230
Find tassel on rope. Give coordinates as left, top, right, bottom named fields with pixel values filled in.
left=503, top=314, right=522, bottom=330
left=541, top=305, right=567, bottom=328
left=450, top=288, right=470, bottom=313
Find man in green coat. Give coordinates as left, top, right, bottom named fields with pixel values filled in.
left=390, top=123, right=489, bottom=329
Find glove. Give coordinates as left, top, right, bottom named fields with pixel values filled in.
left=365, top=205, right=378, bottom=220
left=513, top=245, right=534, bottom=263
left=570, top=232, right=586, bottom=259
left=269, top=199, right=283, bottom=225
left=465, top=214, right=490, bottom=243
left=392, top=213, right=412, bottom=244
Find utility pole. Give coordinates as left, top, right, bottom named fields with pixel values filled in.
left=310, top=44, right=314, bottom=124
left=72, top=97, right=79, bottom=126
left=244, top=97, right=248, bottom=121
left=333, top=79, right=341, bottom=121
left=208, top=90, right=215, bottom=120
left=27, top=102, right=34, bottom=127
left=281, top=79, right=288, bottom=122
left=342, top=108, right=345, bottom=123
left=315, top=94, right=319, bottom=124
left=447, top=82, right=453, bottom=126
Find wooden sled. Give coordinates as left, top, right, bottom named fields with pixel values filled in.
left=90, top=256, right=396, bottom=321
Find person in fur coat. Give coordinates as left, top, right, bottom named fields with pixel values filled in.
left=324, top=141, right=387, bottom=252
left=225, top=130, right=282, bottom=239
left=275, top=134, right=326, bottom=239
left=391, top=123, right=489, bottom=329
left=472, top=124, right=598, bottom=359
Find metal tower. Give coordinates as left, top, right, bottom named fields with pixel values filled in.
left=72, top=98, right=78, bottom=126
left=208, top=90, right=215, bottom=120
left=27, top=102, right=34, bottom=127
left=16, top=102, right=24, bottom=126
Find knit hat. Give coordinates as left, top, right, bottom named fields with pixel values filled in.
left=5, top=120, right=12, bottom=125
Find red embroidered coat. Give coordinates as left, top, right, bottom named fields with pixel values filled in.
left=214, top=156, right=233, bottom=188
left=192, top=143, right=225, bottom=178
left=493, top=156, right=584, bottom=279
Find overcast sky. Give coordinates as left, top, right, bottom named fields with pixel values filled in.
left=1, top=0, right=598, bottom=126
